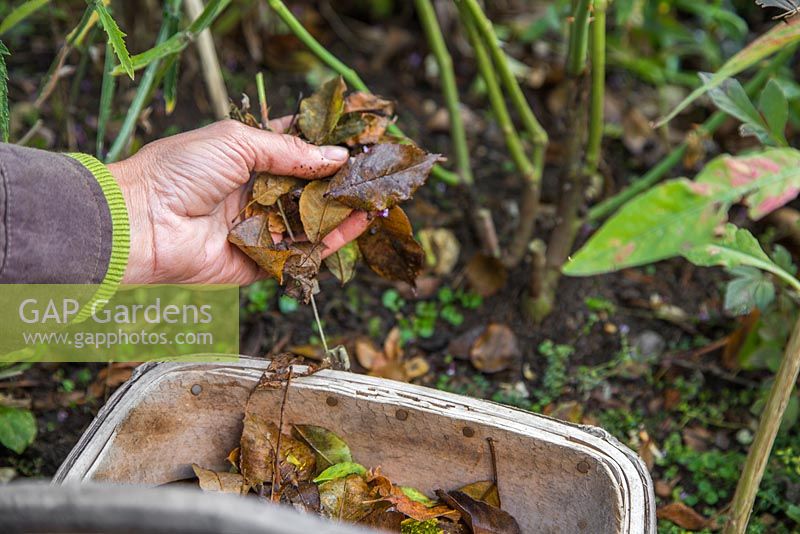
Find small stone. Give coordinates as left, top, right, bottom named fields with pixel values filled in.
left=604, top=322, right=618, bottom=335
left=632, top=330, right=666, bottom=361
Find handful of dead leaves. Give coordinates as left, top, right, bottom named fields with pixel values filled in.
left=228, top=77, right=441, bottom=303
left=192, top=370, right=521, bottom=534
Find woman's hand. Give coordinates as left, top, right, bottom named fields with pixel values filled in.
left=108, top=118, right=369, bottom=285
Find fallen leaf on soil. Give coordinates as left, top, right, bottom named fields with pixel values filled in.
left=299, top=75, right=346, bottom=144
left=87, top=362, right=137, bottom=398
left=324, top=241, right=360, bottom=285
left=448, top=326, right=487, bottom=361
left=355, top=328, right=429, bottom=382
left=548, top=401, right=584, bottom=424
left=418, top=228, right=460, bottom=276
left=356, top=337, right=388, bottom=370
left=327, top=144, right=440, bottom=211
left=253, top=174, right=304, bottom=207
left=437, top=490, right=522, bottom=534
left=657, top=502, right=709, bottom=531
left=299, top=180, right=353, bottom=242
left=358, top=207, right=425, bottom=286
left=292, top=425, right=353, bottom=472
left=469, top=324, right=520, bottom=373
left=465, top=254, right=507, bottom=297
left=192, top=464, right=248, bottom=495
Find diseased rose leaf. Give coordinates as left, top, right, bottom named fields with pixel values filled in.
left=239, top=415, right=316, bottom=487
left=436, top=490, right=521, bottom=534
left=283, top=243, right=323, bottom=303
left=327, top=144, right=440, bottom=211
left=469, top=323, right=520, bottom=374
left=299, top=180, right=353, bottom=242
left=298, top=76, right=347, bottom=144
left=292, top=424, right=353, bottom=473
left=228, top=214, right=293, bottom=283
left=327, top=112, right=367, bottom=145
left=381, top=488, right=456, bottom=522
left=253, top=174, right=304, bottom=207
left=324, top=241, right=360, bottom=285
left=458, top=481, right=501, bottom=509
left=345, top=92, right=395, bottom=115
left=282, top=480, right=321, bottom=514
left=357, top=207, right=424, bottom=285
left=318, top=474, right=374, bottom=522
left=192, top=464, right=248, bottom=495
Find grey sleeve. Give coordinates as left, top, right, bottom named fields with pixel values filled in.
left=0, top=143, right=112, bottom=284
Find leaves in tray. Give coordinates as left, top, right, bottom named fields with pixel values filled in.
left=299, top=180, right=353, bottom=242
left=292, top=424, right=353, bottom=473
left=327, top=144, right=440, bottom=211
left=193, top=464, right=248, bottom=495
left=282, top=481, right=321, bottom=514
left=283, top=243, right=323, bottom=303
left=228, top=214, right=293, bottom=283
left=362, top=508, right=406, bottom=531
left=436, top=490, right=521, bottom=534
left=318, top=474, right=374, bottom=522
left=253, top=174, right=305, bottom=207
left=345, top=92, right=395, bottom=115
left=358, top=207, right=425, bottom=285
left=314, top=461, right=367, bottom=483
left=299, top=75, right=346, bottom=144
left=324, top=241, right=360, bottom=285
left=458, top=481, right=500, bottom=509
left=381, top=490, right=457, bottom=522
left=401, top=487, right=438, bottom=507
left=239, top=415, right=316, bottom=487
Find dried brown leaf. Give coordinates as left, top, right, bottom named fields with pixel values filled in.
left=355, top=337, right=387, bottom=371
left=319, top=474, right=375, bottom=522
left=239, top=415, right=316, bottom=487
left=458, top=481, right=500, bottom=509
left=282, top=481, right=321, bottom=514
left=327, top=144, right=439, bottom=211
left=299, top=76, right=346, bottom=144
left=357, top=207, right=424, bottom=285
left=299, top=180, right=353, bottom=242
left=657, top=502, right=709, bottom=531
left=469, top=324, right=520, bottom=374
left=283, top=243, right=323, bottom=303
left=436, top=490, right=521, bottom=534
left=418, top=228, right=460, bottom=276
left=228, top=214, right=293, bottom=283
left=253, top=174, right=304, bottom=207
left=344, top=92, right=395, bottom=115
left=192, top=464, right=248, bottom=495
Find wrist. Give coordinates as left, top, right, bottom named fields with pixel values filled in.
left=107, top=160, right=156, bottom=284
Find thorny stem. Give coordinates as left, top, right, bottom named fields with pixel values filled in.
left=725, top=316, right=800, bottom=533
left=457, top=4, right=539, bottom=268
left=458, top=0, right=547, bottom=267
left=566, top=0, right=593, bottom=77
left=587, top=45, right=797, bottom=223
left=414, top=0, right=473, bottom=185
left=105, top=0, right=182, bottom=162
left=266, top=0, right=460, bottom=186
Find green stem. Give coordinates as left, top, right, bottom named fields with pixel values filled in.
left=256, top=71, right=269, bottom=127
left=584, top=0, right=606, bottom=176
left=105, top=0, right=182, bottom=162
left=460, top=0, right=548, bottom=148
left=587, top=45, right=797, bottom=223
left=266, top=0, right=459, bottom=186
left=566, top=0, right=593, bottom=77
left=96, top=39, right=117, bottom=158
left=414, top=0, right=473, bottom=185
left=724, top=315, right=800, bottom=533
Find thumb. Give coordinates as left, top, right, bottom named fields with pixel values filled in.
left=217, top=120, right=350, bottom=179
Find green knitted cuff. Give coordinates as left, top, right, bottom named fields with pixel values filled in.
left=66, top=153, right=130, bottom=321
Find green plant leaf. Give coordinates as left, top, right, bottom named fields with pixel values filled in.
left=758, top=79, right=788, bottom=146
left=313, top=461, right=366, bottom=483
left=566, top=148, right=800, bottom=276
left=724, top=266, right=775, bottom=315
left=0, top=0, right=49, bottom=35
left=704, top=75, right=772, bottom=145
left=655, top=22, right=800, bottom=127
left=112, top=0, right=230, bottom=76
left=92, top=0, right=133, bottom=79
left=0, top=405, right=36, bottom=454
left=401, top=487, right=437, bottom=507
left=0, top=40, right=8, bottom=143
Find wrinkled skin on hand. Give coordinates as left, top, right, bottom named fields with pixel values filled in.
left=108, top=118, right=370, bottom=285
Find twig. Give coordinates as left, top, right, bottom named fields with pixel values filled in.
left=265, top=0, right=460, bottom=186
left=725, top=316, right=800, bottom=533
left=587, top=45, right=797, bottom=223
left=105, top=0, right=182, bottom=162
left=276, top=199, right=295, bottom=241
left=271, top=367, right=292, bottom=502
left=475, top=208, right=501, bottom=258
left=310, top=294, right=329, bottom=354
left=458, top=0, right=547, bottom=267
left=184, top=0, right=229, bottom=119
left=414, top=0, right=473, bottom=185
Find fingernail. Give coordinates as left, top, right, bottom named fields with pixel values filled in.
left=321, top=145, right=350, bottom=161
